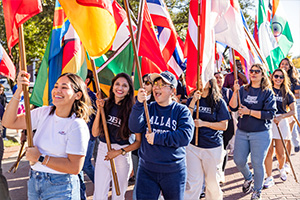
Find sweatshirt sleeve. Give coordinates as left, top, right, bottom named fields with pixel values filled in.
left=154, top=106, right=194, bottom=148
left=129, top=101, right=147, bottom=133
left=261, top=90, right=277, bottom=120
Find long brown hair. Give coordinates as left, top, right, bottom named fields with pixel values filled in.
left=50, top=73, right=92, bottom=122
left=245, top=64, right=272, bottom=91
left=99, top=73, right=134, bottom=140
left=207, top=78, right=223, bottom=114
left=271, top=68, right=294, bottom=109
left=279, top=57, right=299, bottom=86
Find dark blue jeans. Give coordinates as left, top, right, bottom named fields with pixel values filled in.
left=82, top=139, right=95, bottom=182
left=135, top=165, right=186, bottom=200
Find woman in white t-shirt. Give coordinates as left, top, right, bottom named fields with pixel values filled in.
left=2, top=71, right=92, bottom=199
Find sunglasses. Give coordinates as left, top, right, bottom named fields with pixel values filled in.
left=144, top=81, right=152, bottom=86
left=273, top=74, right=284, bottom=79
left=153, top=82, right=171, bottom=88
left=249, top=69, right=261, bottom=74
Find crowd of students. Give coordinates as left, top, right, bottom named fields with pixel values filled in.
left=1, top=57, right=300, bottom=200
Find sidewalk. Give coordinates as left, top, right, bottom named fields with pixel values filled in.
left=2, top=128, right=300, bottom=199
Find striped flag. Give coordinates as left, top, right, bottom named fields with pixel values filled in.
left=30, top=1, right=87, bottom=106
left=0, top=44, right=16, bottom=80
left=185, top=0, right=215, bottom=94
left=2, top=0, right=42, bottom=52
left=146, top=0, right=185, bottom=77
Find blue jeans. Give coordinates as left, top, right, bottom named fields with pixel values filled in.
left=135, top=165, right=186, bottom=200
left=82, top=139, right=95, bottom=182
left=233, top=129, right=271, bottom=192
left=28, top=169, right=80, bottom=200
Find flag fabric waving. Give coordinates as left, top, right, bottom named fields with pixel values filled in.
left=2, top=0, right=42, bottom=53
left=59, top=0, right=117, bottom=58
left=257, top=0, right=284, bottom=73
left=138, top=2, right=168, bottom=73
left=271, top=0, right=293, bottom=56
left=30, top=1, right=87, bottom=107
left=146, top=0, right=185, bottom=77
left=185, top=0, right=216, bottom=95
left=0, top=44, right=16, bottom=80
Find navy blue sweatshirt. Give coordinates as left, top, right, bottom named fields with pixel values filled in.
left=230, top=86, right=277, bottom=132
left=273, top=87, right=295, bottom=114
left=129, top=101, right=194, bottom=173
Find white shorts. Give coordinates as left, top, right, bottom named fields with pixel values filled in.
left=272, top=117, right=291, bottom=140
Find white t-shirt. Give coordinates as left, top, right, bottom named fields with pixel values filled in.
left=30, top=106, right=89, bottom=174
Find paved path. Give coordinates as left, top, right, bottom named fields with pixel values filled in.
left=2, top=129, right=300, bottom=199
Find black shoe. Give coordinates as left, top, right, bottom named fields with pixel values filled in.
left=199, top=192, right=205, bottom=199
left=295, top=146, right=300, bottom=152
left=242, top=178, right=253, bottom=193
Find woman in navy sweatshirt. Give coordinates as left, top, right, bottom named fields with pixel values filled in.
left=129, top=71, right=194, bottom=200
left=229, top=64, right=276, bottom=200
left=264, top=68, right=295, bottom=188
left=184, top=78, right=231, bottom=200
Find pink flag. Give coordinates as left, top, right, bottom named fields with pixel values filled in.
left=0, top=44, right=16, bottom=80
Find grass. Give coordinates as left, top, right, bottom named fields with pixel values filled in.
left=3, top=139, right=20, bottom=147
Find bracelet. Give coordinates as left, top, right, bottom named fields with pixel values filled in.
left=43, top=155, right=50, bottom=166
left=189, top=106, right=194, bottom=109
left=12, top=96, right=20, bottom=101
left=249, top=109, right=251, bottom=116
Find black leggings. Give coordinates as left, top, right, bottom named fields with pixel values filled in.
left=222, top=116, right=234, bottom=171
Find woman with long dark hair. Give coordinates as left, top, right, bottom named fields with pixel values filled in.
left=229, top=64, right=276, bottom=200
left=92, top=73, right=141, bottom=199
left=264, top=68, right=295, bottom=188
left=185, top=78, right=231, bottom=200
left=3, top=71, right=92, bottom=199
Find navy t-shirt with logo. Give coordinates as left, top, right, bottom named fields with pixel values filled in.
left=273, top=87, right=295, bottom=114
left=99, top=103, right=130, bottom=145
left=187, top=97, right=231, bottom=148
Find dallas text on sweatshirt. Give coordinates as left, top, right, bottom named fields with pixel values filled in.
left=129, top=101, right=194, bottom=173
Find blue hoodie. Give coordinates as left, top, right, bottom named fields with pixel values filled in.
left=129, top=101, right=194, bottom=173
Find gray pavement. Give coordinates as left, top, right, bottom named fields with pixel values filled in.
left=2, top=128, right=300, bottom=200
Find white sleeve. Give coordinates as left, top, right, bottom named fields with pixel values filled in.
left=30, top=106, right=51, bottom=130
left=65, top=119, right=90, bottom=156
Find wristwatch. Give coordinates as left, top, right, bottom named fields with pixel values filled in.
left=121, top=148, right=126, bottom=156
left=38, top=154, right=45, bottom=163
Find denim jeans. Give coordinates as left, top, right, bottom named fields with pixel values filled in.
left=135, top=165, right=186, bottom=200
left=28, top=169, right=80, bottom=200
left=233, top=129, right=271, bottom=192
left=82, top=139, right=95, bottom=182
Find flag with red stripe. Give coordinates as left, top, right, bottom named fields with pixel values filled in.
left=0, top=44, right=16, bottom=80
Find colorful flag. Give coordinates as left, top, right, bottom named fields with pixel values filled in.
left=59, top=0, right=117, bottom=57
left=2, top=0, right=42, bottom=52
left=138, top=2, right=168, bottom=73
left=257, top=0, right=284, bottom=73
left=30, top=1, right=87, bottom=106
left=214, top=0, right=249, bottom=63
left=185, top=0, right=215, bottom=95
left=0, top=44, right=16, bottom=80
left=271, top=0, right=293, bottom=56
left=146, top=0, right=185, bottom=77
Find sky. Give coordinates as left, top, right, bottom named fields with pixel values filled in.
left=253, top=0, right=300, bottom=58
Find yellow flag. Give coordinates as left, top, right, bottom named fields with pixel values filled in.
left=59, top=0, right=117, bottom=58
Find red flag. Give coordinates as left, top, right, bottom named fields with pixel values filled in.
left=0, top=44, right=16, bottom=80
left=138, top=2, right=167, bottom=73
left=76, top=0, right=113, bottom=14
left=2, top=0, right=43, bottom=52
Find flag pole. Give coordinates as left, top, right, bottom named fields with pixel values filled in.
left=195, top=0, right=203, bottom=146
left=124, top=0, right=152, bottom=133
left=231, top=48, right=242, bottom=109
left=90, top=58, right=120, bottom=196
left=18, top=25, right=33, bottom=147
left=243, top=27, right=269, bottom=73
left=275, top=124, right=298, bottom=183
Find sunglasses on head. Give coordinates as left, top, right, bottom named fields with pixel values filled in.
left=144, top=81, right=152, bottom=86
left=249, top=69, right=261, bottom=74
left=274, top=74, right=284, bottom=79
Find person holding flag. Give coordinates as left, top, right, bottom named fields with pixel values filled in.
left=2, top=71, right=92, bottom=199
left=229, top=64, right=277, bottom=200
left=129, top=71, right=194, bottom=200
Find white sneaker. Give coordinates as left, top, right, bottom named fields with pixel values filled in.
left=263, top=176, right=274, bottom=189
left=279, top=168, right=287, bottom=181
left=220, top=171, right=225, bottom=184
left=3, top=137, right=8, bottom=141
left=284, top=163, right=291, bottom=174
